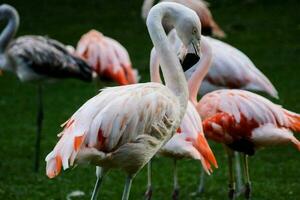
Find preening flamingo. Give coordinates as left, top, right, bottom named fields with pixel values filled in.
left=75, top=29, right=139, bottom=85
left=151, top=29, right=278, bottom=99
left=197, top=89, right=300, bottom=199
left=141, top=0, right=225, bottom=38
left=0, top=4, right=92, bottom=171
left=45, top=2, right=202, bottom=200
left=145, top=34, right=217, bottom=200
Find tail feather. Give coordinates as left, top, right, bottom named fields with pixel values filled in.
left=193, top=133, right=218, bottom=174
left=291, top=137, right=300, bottom=151
left=71, top=55, right=93, bottom=82
left=45, top=127, right=86, bottom=178
left=285, top=111, right=300, bottom=132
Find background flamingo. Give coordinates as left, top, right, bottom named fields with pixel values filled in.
left=45, top=3, right=202, bottom=200
left=75, top=29, right=139, bottom=85
left=141, top=0, right=225, bottom=38
left=145, top=34, right=217, bottom=200
left=197, top=89, right=300, bottom=199
left=0, top=4, right=93, bottom=171
left=177, top=33, right=300, bottom=199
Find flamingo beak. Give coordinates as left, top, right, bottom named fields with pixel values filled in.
left=192, top=39, right=201, bottom=58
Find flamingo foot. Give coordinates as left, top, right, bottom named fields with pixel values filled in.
left=172, top=188, right=179, bottom=200
left=228, top=183, right=236, bottom=200
left=144, top=186, right=152, bottom=200
left=189, top=186, right=204, bottom=197
left=244, top=182, right=251, bottom=200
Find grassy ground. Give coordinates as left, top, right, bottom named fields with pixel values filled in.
left=0, top=0, right=299, bottom=199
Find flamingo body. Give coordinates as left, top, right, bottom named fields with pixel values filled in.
left=198, top=89, right=300, bottom=155
left=186, top=36, right=278, bottom=98
left=76, top=30, right=138, bottom=85
left=46, top=82, right=181, bottom=177
left=7, top=36, right=92, bottom=82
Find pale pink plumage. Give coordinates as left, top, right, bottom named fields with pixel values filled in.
left=46, top=83, right=181, bottom=178
left=75, top=30, right=139, bottom=85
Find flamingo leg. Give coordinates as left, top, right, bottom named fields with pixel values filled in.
left=242, top=154, right=251, bottom=200
left=172, top=159, right=179, bottom=200
left=226, top=147, right=236, bottom=200
left=34, top=84, right=44, bottom=172
left=91, top=167, right=107, bottom=200
left=190, top=168, right=206, bottom=197
left=144, top=161, right=153, bottom=200
left=121, top=175, right=134, bottom=200
left=234, top=152, right=243, bottom=193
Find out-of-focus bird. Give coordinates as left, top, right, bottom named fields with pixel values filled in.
left=45, top=3, right=202, bottom=200
left=151, top=29, right=278, bottom=99
left=141, top=0, right=225, bottom=38
left=197, top=89, right=300, bottom=199
left=75, top=29, right=139, bottom=85
left=144, top=35, right=217, bottom=200
left=0, top=4, right=92, bottom=172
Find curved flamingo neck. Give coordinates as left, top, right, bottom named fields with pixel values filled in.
left=150, top=47, right=162, bottom=83
left=188, top=37, right=212, bottom=105
left=147, top=3, right=189, bottom=119
left=0, top=5, right=19, bottom=53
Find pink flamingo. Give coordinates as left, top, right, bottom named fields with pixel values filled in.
left=197, top=89, right=300, bottom=199
left=75, top=29, right=139, bottom=85
left=145, top=33, right=217, bottom=200
left=45, top=3, right=202, bottom=200
left=142, top=0, right=225, bottom=38
left=183, top=39, right=300, bottom=199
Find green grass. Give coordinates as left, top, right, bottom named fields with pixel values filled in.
left=0, top=0, right=299, bottom=199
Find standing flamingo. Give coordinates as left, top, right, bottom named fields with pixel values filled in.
left=75, top=29, right=139, bottom=85
left=144, top=33, right=217, bottom=200
left=141, top=0, right=225, bottom=38
left=45, top=2, right=202, bottom=200
left=0, top=4, right=93, bottom=171
left=196, top=90, right=300, bottom=199
left=181, top=39, right=300, bottom=199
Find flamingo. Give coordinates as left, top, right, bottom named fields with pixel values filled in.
left=45, top=2, right=202, bottom=200
left=75, top=29, right=139, bottom=85
left=0, top=4, right=93, bottom=172
left=144, top=33, right=217, bottom=200
left=180, top=37, right=300, bottom=199
left=196, top=90, right=300, bottom=199
left=141, top=0, right=225, bottom=38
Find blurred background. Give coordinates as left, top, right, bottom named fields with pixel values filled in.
left=0, top=0, right=299, bottom=199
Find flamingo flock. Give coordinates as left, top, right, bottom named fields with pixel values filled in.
left=0, top=1, right=299, bottom=200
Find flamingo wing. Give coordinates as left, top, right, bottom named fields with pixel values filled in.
left=8, top=36, right=92, bottom=82
left=198, top=89, right=300, bottom=154
left=46, top=82, right=181, bottom=178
